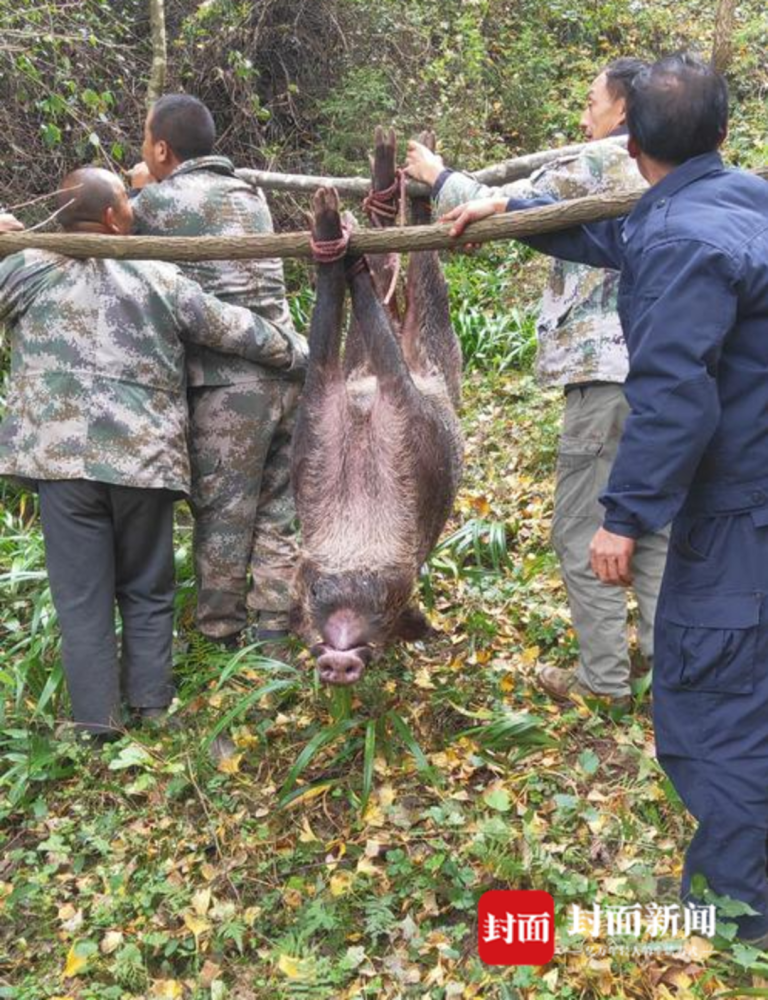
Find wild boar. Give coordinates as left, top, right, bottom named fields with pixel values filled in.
left=291, top=131, right=463, bottom=684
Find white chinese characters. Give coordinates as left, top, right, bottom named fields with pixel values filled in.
left=482, top=912, right=552, bottom=945
left=569, top=902, right=716, bottom=939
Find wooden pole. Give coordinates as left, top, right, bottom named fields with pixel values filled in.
left=1, top=166, right=765, bottom=262
left=0, top=188, right=646, bottom=261
left=237, top=137, right=628, bottom=197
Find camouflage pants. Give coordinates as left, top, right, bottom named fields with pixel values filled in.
left=188, top=377, right=302, bottom=640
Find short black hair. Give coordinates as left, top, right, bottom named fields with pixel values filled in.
left=603, top=58, right=647, bottom=102
left=627, top=53, right=728, bottom=164
left=57, top=167, right=124, bottom=229
left=148, top=94, right=216, bottom=161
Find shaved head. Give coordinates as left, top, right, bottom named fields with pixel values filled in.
left=57, top=168, right=129, bottom=230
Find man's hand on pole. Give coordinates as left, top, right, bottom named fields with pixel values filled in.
left=404, top=140, right=445, bottom=187
left=440, top=197, right=508, bottom=239
left=590, top=527, right=636, bottom=586
left=0, top=213, right=24, bottom=233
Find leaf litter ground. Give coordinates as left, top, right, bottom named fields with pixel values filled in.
left=1, top=372, right=764, bottom=1000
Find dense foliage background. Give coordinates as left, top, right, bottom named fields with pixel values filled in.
left=1, top=2, right=768, bottom=999
left=1, top=0, right=766, bottom=213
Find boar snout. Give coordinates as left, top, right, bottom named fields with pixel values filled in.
left=314, top=644, right=373, bottom=685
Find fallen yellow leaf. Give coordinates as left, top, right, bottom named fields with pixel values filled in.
left=298, top=818, right=319, bottom=843
left=100, top=930, right=124, bottom=955
left=284, top=784, right=331, bottom=808
left=330, top=871, right=355, bottom=896
left=363, top=803, right=385, bottom=827
left=379, top=784, right=395, bottom=808
left=217, top=752, right=242, bottom=774
left=63, top=944, right=89, bottom=979
left=414, top=668, right=435, bottom=690
left=278, top=953, right=312, bottom=980
left=192, top=888, right=211, bottom=917
left=681, top=935, right=714, bottom=963
left=149, top=980, right=183, bottom=999
left=356, top=856, right=379, bottom=876
left=183, top=913, right=211, bottom=938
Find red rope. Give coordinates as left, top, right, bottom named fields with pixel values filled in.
left=310, top=220, right=352, bottom=264
left=362, top=168, right=403, bottom=227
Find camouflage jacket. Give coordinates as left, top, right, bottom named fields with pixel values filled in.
left=434, top=137, right=644, bottom=387
left=0, top=251, right=296, bottom=493
left=133, top=155, right=306, bottom=387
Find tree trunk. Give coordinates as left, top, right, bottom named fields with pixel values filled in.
left=712, top=0, right=738, bottom=74
left=147, top=0, right=167, bottom=106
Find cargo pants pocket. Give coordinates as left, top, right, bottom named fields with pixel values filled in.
left=658, top=593, right=760, bottom=695
left=553, top=436, right=604, bottom=522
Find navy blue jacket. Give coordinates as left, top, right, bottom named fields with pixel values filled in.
left=506, top=152, right=768, bottom=539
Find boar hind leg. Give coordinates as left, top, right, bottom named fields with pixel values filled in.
left=292, top=188, right=349, bottom=500
left=409, top=131, right=436, bottom=227
left=399, top=132, right=462, bottom=405
left=307, top=187, right=347, bottom=380
left=344, top=127, right=400, bottom=375
left=348, top=269, right=416, bottom=402
left=402, top=250, right=462, bottom=408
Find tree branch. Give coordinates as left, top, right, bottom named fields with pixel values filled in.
left=237, top=137, right=628, bottom=197
left=712, top=0, right=738, bottom=74
left=147, top=0, right=167, bottom=106
left=1, top=166, right=764, bottom=262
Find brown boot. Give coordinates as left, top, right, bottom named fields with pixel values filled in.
left=536, top=665, right=631, bottom=711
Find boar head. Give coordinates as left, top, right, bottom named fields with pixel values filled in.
left=292, top=561, right=427, bottom=685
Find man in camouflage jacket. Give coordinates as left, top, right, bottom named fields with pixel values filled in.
left=406, top=59, right=669, bottom=707
left=132, top=95, right=308, bottom=648
left=0, top=168, right=299, bottom=736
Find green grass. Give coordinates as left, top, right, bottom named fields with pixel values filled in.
left=0, top=372, right=762, bottom=999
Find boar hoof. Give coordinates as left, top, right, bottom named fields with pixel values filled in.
left=312, top=186, right=342, bottom=242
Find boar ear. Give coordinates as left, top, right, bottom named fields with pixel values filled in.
left=393, top=605, right=435, bottom=642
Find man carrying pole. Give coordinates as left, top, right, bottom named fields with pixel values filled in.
left=407, top=58, right=668, bottom=710
left=443, top=53, right=768, bottom=944
left=132, top=95, right=307, bottom=651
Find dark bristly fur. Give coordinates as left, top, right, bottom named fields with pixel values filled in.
left=291, top=131, right=463, bottom=685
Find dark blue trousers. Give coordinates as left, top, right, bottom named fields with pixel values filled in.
left=654, top=494, right=768, bottom=940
